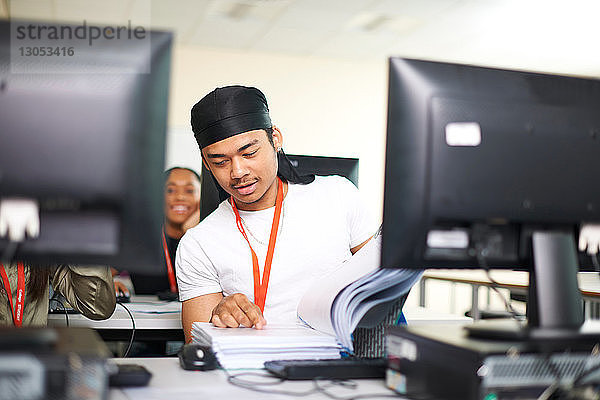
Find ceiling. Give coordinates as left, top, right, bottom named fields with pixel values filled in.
left=3, top=0, right=600, bottom=77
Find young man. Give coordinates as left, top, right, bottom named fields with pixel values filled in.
left=176, top=86, right=376, bottom=342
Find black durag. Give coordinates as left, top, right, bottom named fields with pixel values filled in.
left=191, top=85, right=314, bottom=202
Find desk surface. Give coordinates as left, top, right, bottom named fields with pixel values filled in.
left=108, top=358, right=402, bottom=400
left=48, top=295, right=467, bottom=330
left=48, top=295, right=182, bottom=330
left=422, top=270, right=600, bottom=298
left=403, top=306, right=471, bottom=325
left=47, top=294, right=468, bottom=344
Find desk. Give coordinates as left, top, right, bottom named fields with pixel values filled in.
left=48, top=295, right=184, bottom=341
left=48, top=296, right=469, bottom=342
left=403, top=306, right=472, bottom=325
left=108, top=358, right=404, bottom=400
left=419, top=270, right=600, bottom=320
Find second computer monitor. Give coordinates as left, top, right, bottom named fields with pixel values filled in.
left=381, top=57, right=600, bottom=270
left=0, top=21, right=172, bottom=273
left=381, top=57, right=600, bottom=338
left=200, top=154, right=359, bottom=222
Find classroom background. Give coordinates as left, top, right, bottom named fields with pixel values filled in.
left=4, top=0, right=599, bottom=315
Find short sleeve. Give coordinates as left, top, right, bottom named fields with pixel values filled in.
left=175, top=232, right=223, bottom=301
left=333, top=176, right=378, bottom=249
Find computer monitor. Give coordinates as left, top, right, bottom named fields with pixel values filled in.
left=200, top=154, right=359, bottom=222
left=0, top=20, right=172, bottom=273
left=381, top=57, right=600, bottom=339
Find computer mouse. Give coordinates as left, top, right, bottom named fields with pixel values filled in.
left=178, top=343, right=218, bottom=371
left=108, top=363, right=152, bottom=387
left=116, top=291, right=131, bottom=303
left=156, top=290, right=179, bottom=302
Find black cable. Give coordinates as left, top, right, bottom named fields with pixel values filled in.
left=50, top=266, right=71, bottom=304
left=224, top=370, right=319, bottom=396
left=49, top=298, right=69, bottom=327
left=474, top=242, right=522, bottom=320
left=49, top=266, right=71, bottom=319
left=118, top=302, right=135, bottom=358
left=224, top=370, right=399, bottom=400
left=312, top=378, right=402, bottom=400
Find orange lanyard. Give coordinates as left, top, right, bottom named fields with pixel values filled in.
left=230, top=177, right=283, bottom=313
left=161, top=230, right=178, bottom=293
left=0, top=262, right=26, bottom=327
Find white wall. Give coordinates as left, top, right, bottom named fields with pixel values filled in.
left=165, top=44, right=389, bottom=219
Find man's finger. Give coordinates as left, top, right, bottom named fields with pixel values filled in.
left=219, top=312, right=241, bottom=328
left=239, top=301, right=266, bottom=329
left=211, top=314, right=226, bottom=328
left=114, top=282, right=129, bottom=296
left=255, top=315, right=267, bottom=330
left=232, top=309, right=253, bottom=328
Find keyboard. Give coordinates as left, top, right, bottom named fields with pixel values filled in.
left=264, top=358, right=387, bottom=380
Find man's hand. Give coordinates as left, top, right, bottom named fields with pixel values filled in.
left=210, top=293, right=266, bottom=329
left=110, top=267, right=130, bottom=296
left=114, top=281, right=129, bottom=297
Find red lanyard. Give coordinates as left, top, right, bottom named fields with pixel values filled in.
left=0, top=262, right=26, bottom=327
left=230, top=177, right=283, bottom=313
left=161, top=230, right=178, bottom=293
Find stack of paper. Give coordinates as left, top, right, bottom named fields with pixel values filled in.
left=191, top=322, right=341, bottom=369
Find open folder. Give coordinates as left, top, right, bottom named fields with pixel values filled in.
left=297, top=233, right=423, bottom=352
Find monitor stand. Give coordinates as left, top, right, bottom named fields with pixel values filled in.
left=465, top=231, right=600, bottom=342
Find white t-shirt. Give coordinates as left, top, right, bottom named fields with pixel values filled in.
left=176, top=175, right=376, bottom=324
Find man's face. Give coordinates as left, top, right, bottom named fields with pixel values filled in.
left=164, top=168, right=201, bottom=225
left=202, top=129, right=282, bottom=211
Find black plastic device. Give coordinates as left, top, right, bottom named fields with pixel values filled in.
left=157, top=290, right=179, bottom=302
left=115, top=293, right=131, bottom=304
left=264, top=358, right=387, bottom=380
left=178, top=343, right=219, bottom=371
left=109, top=364, right=153, bottom=387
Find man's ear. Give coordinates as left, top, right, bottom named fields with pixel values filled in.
left=272, top=126, right=283, bottom=151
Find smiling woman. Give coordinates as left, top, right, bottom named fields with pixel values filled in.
left=113, top=167, right=201, bottom=296
left=164, top=167, right=202, bottom=238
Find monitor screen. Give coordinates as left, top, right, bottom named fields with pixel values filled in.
left=381, top=57, right=600, bottom=339
left=200, top=154, right=359, bottom=222
left=0, top=20, right=172, bottom=273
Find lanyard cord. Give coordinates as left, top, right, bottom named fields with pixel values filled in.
left=230, top=178, right=284, bottom=313
left=161, top=230, right=178, bottom=293
left=0, top=262, right=26, bottom=327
